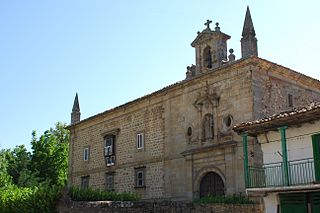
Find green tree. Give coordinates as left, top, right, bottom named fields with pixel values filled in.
left=5, top=145, right=31, bottom=185
left=0, top=149, right=12, bottom=187
left=30, top=122, right=69, bottom=186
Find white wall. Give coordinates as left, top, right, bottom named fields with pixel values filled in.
left=257, top=120, right=320, bottom=165
left=263, top=193, right=278, bottom=213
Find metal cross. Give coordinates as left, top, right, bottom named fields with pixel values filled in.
left=204, top=20, right=212, bottom=29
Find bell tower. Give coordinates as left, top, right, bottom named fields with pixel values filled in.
left=191, top=20, right=231, bottom=74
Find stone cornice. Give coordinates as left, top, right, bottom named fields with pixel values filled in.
left=181, top=141, right=237, bottom=156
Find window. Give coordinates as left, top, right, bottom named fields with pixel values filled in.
left=105, top=135, right=114, bottom=156
left=187, top=127, right=192, bottom=137
left=137, top=133, right=144, bottom=149
left=203, top=46, right=212, bottom=68
left=81, top=175, right=90, bottom=189
left=222, top=115, right=233, bottom=131
left=83, top=147, right=89, bottom=161
left=105, top=173, right=114, bottom=191
left=135, top=167, right=146, bottom=188
left=104, top=135, right=116, bottom=166
left=312, top=134, right=320, bottom=181
left=288, top=94, right=293, bottom=107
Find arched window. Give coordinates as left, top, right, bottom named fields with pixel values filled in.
left=203, top=46, right=212, bottom=68
left=200, top=172, right=225, bottom=197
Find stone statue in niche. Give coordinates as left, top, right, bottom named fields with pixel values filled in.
left=203, top=114, right=214, bottom=140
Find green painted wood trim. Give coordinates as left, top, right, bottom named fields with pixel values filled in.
left=312, top=134, right=320, bottom=181
left=242, top=133, right=249, bottom=188
left=279, top=126, right=289, bottom=186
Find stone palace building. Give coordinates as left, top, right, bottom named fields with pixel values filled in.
left=67, top=7, right=320, bottom=200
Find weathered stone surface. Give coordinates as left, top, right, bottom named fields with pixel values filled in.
left=68, top=56, right=320, bottom=201
left=56, top=200, right=263, bottom=213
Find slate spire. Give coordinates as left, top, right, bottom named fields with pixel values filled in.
left=71, top=93, right=81, bottom=124
left=242, top=6, right=256, bottom=37
left=241, top=6, right=258, bottom=58
left=72, top=93, right=80, bottom=112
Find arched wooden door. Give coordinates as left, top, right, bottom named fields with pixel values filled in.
left=200, top=172, right=225, bottom=198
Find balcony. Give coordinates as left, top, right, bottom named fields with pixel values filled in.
left=247, top=158, right=317, bottom=188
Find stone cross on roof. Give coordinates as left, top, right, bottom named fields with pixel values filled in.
left=204, top=20, right=212, bottom=29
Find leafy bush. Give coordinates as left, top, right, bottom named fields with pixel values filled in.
left=0, top=122, right=68, bottom=212
left=69, top=187, right=139, bottom=201
left=0, top=184, right=62, bottom=213
left=194, top=194, right=254, bottom=204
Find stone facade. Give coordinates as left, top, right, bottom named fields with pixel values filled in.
left=251, top=60, right=320, bottom=119
left=67, top=8, right=320, bottom=201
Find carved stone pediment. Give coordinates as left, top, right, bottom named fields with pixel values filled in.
left=193, top=83, right=219, bottom=110
left=191, top=30, right=215, bottom=47
left=191, top=29, right=231, bottom=47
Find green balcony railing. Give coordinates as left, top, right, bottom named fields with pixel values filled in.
left=247, top=158, right=317, bottom=188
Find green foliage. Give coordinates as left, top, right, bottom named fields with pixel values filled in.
left=0, top=149, right=12, bottom=187
left=0, top=184, right=62, bottom=213
left=17, top=169, right=39, bottom=187
left=31, top=122, right=69, bottom=186
left=0, top=122, right=69, bottom=212
left=3, top=145, right=31, bottom=185
left=69, top=187, right=139, bottom=201
left=194, top=194, right=254, bottom=204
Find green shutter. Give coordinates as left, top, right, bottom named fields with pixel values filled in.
left=312, top=134, right=320, bottom=181
left=311, top=192, right=320, bottom=213
left=242, top=134, right=249, bottom=188
left=280, top=193, right=307, bottom=213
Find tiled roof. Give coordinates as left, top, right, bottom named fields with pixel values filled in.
left=233, top=102, right=320, bottom=134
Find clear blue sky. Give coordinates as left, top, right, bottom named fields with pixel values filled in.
left=1, top=0, right=320, bottom=150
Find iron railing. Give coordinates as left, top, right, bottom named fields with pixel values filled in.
left=247, top=158, right=316, bottom=188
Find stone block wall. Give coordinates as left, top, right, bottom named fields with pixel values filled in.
left=69, top=58, right=257, bottom=200
left=252, top=58, right=320, bottom=120
left=56, top=200, right=263, bottom=213
left=69, top=102, right=166, bottom=199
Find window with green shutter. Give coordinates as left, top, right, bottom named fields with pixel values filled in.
left=312, top=134, right=320, bottom=181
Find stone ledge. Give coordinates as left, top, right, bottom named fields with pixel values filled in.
left=181, top=140, right=237, bottom=156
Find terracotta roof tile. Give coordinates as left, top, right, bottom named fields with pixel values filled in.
left=233, top=102, right=320, bottom=130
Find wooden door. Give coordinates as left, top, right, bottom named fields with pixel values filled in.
left=199, top=172, right=224, bottom=198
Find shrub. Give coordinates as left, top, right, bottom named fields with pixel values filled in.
left=194, top=194, right=254, bottom=204
left=0, top=184, right=62, bottom=213
left=69, top=187, right=139, bottom=201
